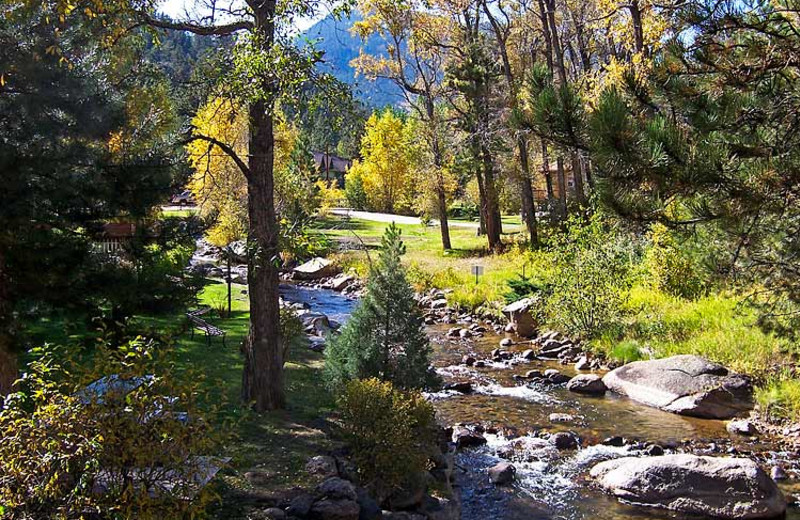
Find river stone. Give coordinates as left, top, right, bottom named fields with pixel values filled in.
left=331, top=274, right=354, bottom=291
left=591, top=455, right=786, bottom=519
left=294, top=257, right=340, bottom=280
left=549, top=412, right=575, bottom=423
left=444, top=381, right=473, bottom=394
left=501, top=298, right=537, bottom=337
left=263, top=508, right=286, bottom=520
left=550, top=432, right=579, bottom=450
left=317, top=477, right=357, bottom=501
left=431, top=298, right=449, bottom=309
left=459, top=328, right=473, bottom=338
left=488, top=461, right=516, bottom=485
left=309, top=498, right=360, bottom=520
left=566, top=374, right=607, bottom=395
left=288, top=493, right=315, bottom=517
left=452, top=426, right=486, bottom=449
left=728, top=419, right=759, bottom=436
left=771, top=465, right=788, bottom=481
left=306, top=456, right=339, bottom=478
left=520, top=349, right=536, bottom=360
left=602, top=355, right=754, bottom=419
left=355, top=486, right=382, bottom=520
left=500, top=337, right=514, bottom=347
left=575, top=356, right=590, bottom=371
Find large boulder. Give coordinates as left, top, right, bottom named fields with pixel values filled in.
left=501, top=298, right=538, bottom=338
left=602, top=355, right=753, bottom=419
left=590, top=455, right=786, bottom=519
left=294, top=257, right=340, bottom=280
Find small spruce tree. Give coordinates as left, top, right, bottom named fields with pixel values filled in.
left=325, top=224, right=439, bottom=391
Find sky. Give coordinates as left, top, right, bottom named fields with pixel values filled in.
left=157, top=0, right=324, bottom=32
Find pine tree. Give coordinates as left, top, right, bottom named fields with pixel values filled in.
left=324, top=223, right=439, bottom=391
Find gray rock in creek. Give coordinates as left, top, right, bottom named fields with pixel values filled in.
left=590, top=454, right=786, bottom=519
left=602, top=355, right=754, bottom=419
left=488, top=461, right=516, bottom=485
left=566, top=374, right=607, bottom=395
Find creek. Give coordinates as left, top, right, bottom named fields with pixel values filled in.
left=283, top=283, right=800, bottom=520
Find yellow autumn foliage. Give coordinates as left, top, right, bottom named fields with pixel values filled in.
left=186, top=97, right=298, bottom=247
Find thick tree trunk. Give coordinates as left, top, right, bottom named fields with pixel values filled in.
left=0, top=248, right=16, bottom=396
left=240, top=1, right=285, bottom=412
left=480, top=145, right=503, bottom=252
left=629, top=0, right=645, bottom=55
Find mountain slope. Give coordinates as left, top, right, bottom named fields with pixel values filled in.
left=302, top=12, right=404, bottom=108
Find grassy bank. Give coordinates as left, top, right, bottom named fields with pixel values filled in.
left=21, top=279, right=336, bottom=519
left=314, top=214, right=800, bottom=422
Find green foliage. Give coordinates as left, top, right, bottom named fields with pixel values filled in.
left=0, top=339, right=227, bottom=520
left=643, top=224, right=705, bottom=300
left=505, top=275, right=545, bottom=303
left=344, top=166, right=368, bottom=210
left=337, top=378, right=437, bottom=500
left=609, top=340, right=645, bottom=364
left=544, top=214, right=634, bottom=338
left=756, top=376, right=800, bottom=423
left=325, top=224, right=439, bottom=390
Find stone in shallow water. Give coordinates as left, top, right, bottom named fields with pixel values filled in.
left=566, top=374, right=607, bottom=395
left=590, top=454, right=786, bottom=519
left=452, top=426, right=486, bottom=449
left=727, top=419, right=759, bottom=436
left=602, top=355, right=753, bottom=419
left=550, top=431, right=579, bottom=450
left=488, top=461, right=516, bottom=485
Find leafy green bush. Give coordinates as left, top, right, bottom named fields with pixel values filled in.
left=325, top=224, right=439, bottom=390
left=544, top=214, right=633, bottom=338
left=0, top=340, right=226, bottom=519
left=643, top=224, right=706, bottom=300
left=337, top=378, right=437, bottom=500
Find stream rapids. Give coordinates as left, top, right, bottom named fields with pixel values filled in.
left=281, top=283, right=800, bottom=520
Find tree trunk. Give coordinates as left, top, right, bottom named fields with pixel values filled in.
left=556, top=156, right=568, bottom=220
left=571, top=152, right=586, bottom=205
left=542, top=139, right=555, bottom=201
left=241, top=1, right=285, bottom=412
left=629, top=0, right=646, bottom=55
left=518, top=138, right=539, bottom=246
left=481, top=145, right=503, bottom=252
left=0, top=248, right=16, bottom=396
left=427, top=100, right=452, bottom=250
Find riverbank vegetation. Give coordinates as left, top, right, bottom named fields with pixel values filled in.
left=2, top=0, right=800, bottom=516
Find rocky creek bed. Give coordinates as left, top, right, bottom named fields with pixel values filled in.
left=188, top=248, right=800, bottom=519
left=284, top=282, right=800, bottom=520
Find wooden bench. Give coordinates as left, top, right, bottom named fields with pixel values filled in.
left=187, top=311, right=227, bottom=347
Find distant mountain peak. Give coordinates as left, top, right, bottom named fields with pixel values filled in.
left=302, top=11, right=404, bottom=108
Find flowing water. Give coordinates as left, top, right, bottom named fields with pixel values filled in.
left=285, top=284, right=800, bottom=520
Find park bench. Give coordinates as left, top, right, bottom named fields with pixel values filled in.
left=187, top=309, right=227, bottom=347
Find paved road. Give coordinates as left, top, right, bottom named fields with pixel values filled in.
left=329, top=208, right=481, bottom=228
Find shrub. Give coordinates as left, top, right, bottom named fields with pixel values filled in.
left=325, top=224, right=439, bottom=391
left=545, top=214, right=634, bottom=338
left=337, top=378, right=437, bottom=500
left=0, top=340, right=226, bottom=520
left=643, top=224, right=706, bottom=299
